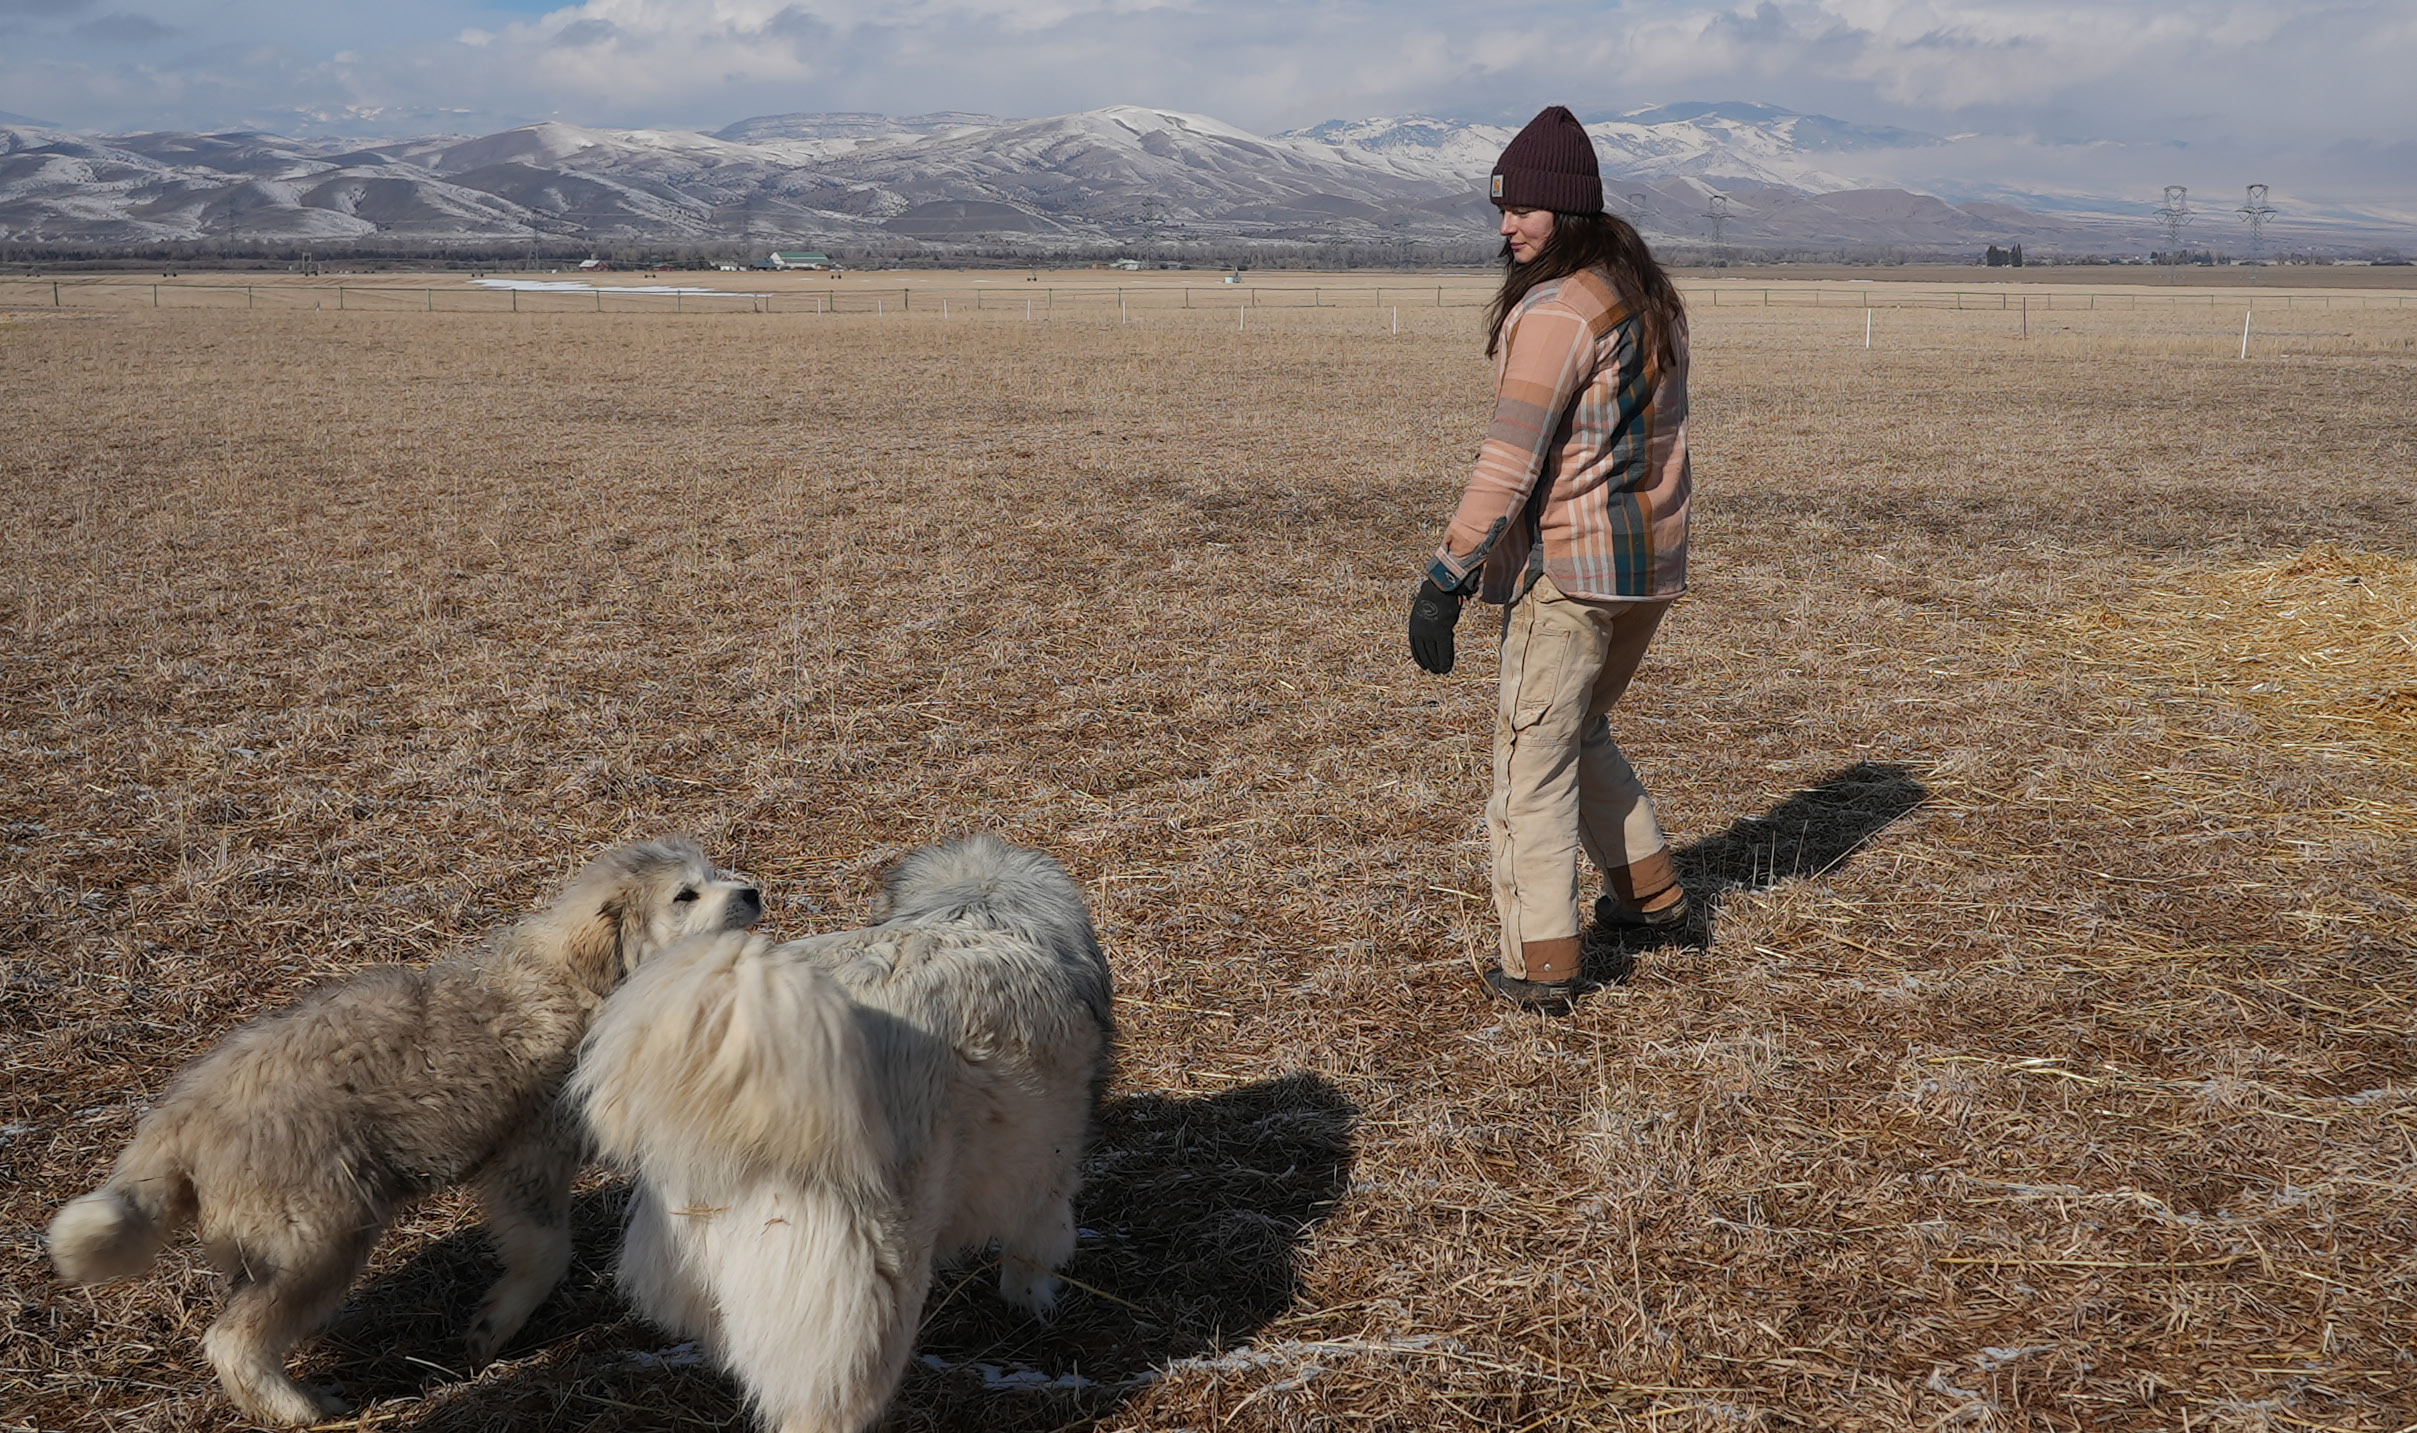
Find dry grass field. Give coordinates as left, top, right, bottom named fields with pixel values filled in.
left=4, top=275, right=2415, bottom=1433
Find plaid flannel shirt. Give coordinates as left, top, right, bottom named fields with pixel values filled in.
left=1428, top=265, right=1691, bottom=605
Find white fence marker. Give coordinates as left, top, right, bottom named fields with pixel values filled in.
left=1238, top=306, right=1245, bottom=331
left=942, top=300, right=948, bottom=318
left=2240, top=309, right=2252, bottom=359
left=1865, top=310, right=1872, bottom=349
left=1392, top=306, right=1398, bottom=335
left=1026, top=299, right=1032, bottom=319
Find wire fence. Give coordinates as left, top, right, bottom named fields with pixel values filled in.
left=1689, top=285, right=2414, bottom=311
left=0, top=279, right=1503, bottom=315
left=2, top=278, right=2411, bottom=316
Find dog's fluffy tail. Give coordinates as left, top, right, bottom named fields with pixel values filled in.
left=48, top=1134, right=197, bottom=1285
left=574, top=929, right=892, bottom=1195
left=576, top=930, right=919, bottom=1433
left=878, top=835, right=1111, bottom=1028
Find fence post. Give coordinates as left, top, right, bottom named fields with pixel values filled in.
left=426, top=288, right=432, bottom=312
left=53, top=281, right=60, bottom=307
left=512, top=289, right=518, bottom=313
left=153, top=284, right=159, bottom=307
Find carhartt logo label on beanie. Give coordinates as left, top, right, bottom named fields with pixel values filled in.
left=1490, top=105, right=1603, bottom=214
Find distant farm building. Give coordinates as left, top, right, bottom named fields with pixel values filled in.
left=576, top=258, right=611, bottom=271
left=763, top=251, right=832, bottom=270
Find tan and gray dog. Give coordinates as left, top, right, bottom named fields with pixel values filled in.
left=47, top=837, right=761, bottom=1425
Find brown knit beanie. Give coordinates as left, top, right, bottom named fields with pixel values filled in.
left=1489, top=105, right=1603, bottom=213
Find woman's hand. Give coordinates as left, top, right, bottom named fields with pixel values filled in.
left=1408, top=578, right=1464, bottom=674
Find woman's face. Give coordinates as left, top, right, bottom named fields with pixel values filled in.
left=1499, top=206, right=1555, bottom=263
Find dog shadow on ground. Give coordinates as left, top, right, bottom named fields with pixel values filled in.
left=1588, top=759, right=1930, bottom=985
left=308, top=1072, right=1359, bottom=1431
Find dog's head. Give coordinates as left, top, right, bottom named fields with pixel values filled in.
left=547, top=837, right=762, bottom=997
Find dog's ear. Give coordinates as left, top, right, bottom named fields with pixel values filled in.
left=559, top=893, right=629, bottom=998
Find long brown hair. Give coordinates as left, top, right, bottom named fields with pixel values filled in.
left=1484, top=210, right=1687, bottom=373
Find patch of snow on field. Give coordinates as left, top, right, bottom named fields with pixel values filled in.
left=470, top=278, right=770, bottom=296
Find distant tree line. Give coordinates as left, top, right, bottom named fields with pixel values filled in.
left=1983, top=243, right=2024, bottom=267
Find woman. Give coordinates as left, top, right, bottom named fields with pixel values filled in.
left=1408, top=104, right=1693, bottom=1013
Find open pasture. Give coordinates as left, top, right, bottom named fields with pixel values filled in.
left=3, top=280, right=2415, bottom=1431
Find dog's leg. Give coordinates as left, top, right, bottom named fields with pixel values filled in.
left=200, top=1230, right=372, bottom=1426
left=464, top=1135, right=575, bottom=1368
left=995, top=1185, right=1079, bottom=1320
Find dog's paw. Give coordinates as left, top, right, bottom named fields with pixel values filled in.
left=998, top=1265, right=1062, bottom=1321
left=464, top=1314, right=513, bottom=1370
left=232, top=1379, right=348, bottom=1427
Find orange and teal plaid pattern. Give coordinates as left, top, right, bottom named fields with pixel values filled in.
left=1428, top=266, right=1691, bottom=605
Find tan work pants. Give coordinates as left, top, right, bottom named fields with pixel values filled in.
left=1489, top=574, right=1672, bottom=978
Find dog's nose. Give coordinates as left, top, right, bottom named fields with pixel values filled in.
left=736, top=887, right=763, bottom=909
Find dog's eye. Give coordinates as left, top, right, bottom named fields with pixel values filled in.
left=674, top=889, right=699, bottom=903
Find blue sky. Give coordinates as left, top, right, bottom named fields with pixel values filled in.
left=2, top=1, right=2410, bottom=201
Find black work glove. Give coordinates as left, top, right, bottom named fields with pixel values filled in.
left=1407, top=577, right=1464, bottom=675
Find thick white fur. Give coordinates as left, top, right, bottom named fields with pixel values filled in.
left=575, top=836, right=1114, bottom=1433
left=46, top=837, right=760, bottom=1427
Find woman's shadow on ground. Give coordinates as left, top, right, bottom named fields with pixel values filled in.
left=310, top=1072, right=1358, bottom=1431
left=1589, top=759, right=1929, bottom=984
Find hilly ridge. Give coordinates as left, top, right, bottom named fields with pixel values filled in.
left=1, top=103, right=2399, bottom=256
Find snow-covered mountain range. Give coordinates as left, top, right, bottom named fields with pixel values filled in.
left=1, top=103, right=2402, bottom=255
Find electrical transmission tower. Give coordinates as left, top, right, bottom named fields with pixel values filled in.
left=2237, top=183, right=2278, bottom=280
left=1704, top=192, right=1729, bottom=267
left=2154, top=185, right=2192, bottom=284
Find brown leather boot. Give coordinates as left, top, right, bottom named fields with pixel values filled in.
left=1485, top=936, right=1582, bottom=1013
left=1599, top=850, right=1689, bottom=928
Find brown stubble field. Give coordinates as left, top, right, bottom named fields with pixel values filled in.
left=4, top=283, right=2415, bottom=1432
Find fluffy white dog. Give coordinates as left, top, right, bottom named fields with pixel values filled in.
left=574, top=835, right=1114, bottom=1433
left=47, top=837, right=761, bottom=1426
